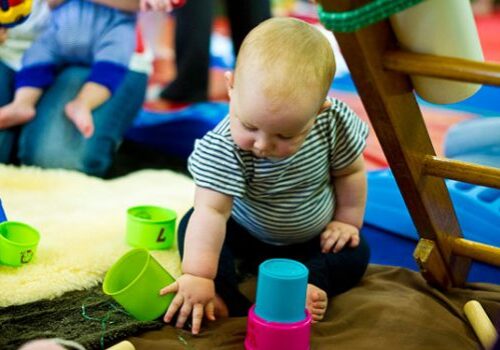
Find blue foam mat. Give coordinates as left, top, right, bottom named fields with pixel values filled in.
left=0, top=199, right=6, bottom=223
left=125, top=102, right=228, bottom=159
left=362, top=223, right=500, bottom=284
left=366, top=169, right=500, bottom=247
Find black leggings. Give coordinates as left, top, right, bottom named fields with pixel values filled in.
left=177, top=208, right=370, bottom=316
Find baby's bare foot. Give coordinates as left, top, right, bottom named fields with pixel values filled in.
left=213, top=294, right=229, bottom=318
left=0, top=102, right=35, bottom=129
left=65, top=100, right=94, bottom=138
left=306, top=284, right=328, bottom=322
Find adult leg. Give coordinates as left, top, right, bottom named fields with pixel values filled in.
left=224, top=0, right=271, bottom=55
left=0, top=61, right=19, bottom=163
left=160, top=0, right=214, bottom=102
left=17, top=66, right=147, bottom=177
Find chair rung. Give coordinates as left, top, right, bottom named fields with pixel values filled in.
left=423, top=156, right=500, bottom=189
left=452, top=238, right=500, bottom=267
left=383, top=51, right=500, bottom=86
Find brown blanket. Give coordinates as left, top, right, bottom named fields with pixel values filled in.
left=129, top=265, right=500, bottom=349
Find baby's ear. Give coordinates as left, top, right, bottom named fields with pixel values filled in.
left=224, top=71, right=234, bottom=98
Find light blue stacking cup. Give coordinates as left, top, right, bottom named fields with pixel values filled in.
left=254, top=258, right=309, bottom=323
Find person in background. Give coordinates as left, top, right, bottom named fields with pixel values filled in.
left=160, top=0, right=271, bottom=103
left=0, top=0, right=149, bottom=177
left=160, top=17, right=370, bottom=334
left=0, top=0, right=181, bottom=138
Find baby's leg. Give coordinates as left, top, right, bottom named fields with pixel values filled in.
left=65, top=82, right=111, bottom=138
left=304, top=234, right=370, bottom=321
left=0, top=87, right=42, bottom=129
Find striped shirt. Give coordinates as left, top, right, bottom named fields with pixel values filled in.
left=188, top=98, right=369, bottom=245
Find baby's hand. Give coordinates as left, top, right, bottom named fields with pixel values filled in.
left=160, top=273, right=216, bottom=334
left=320, top=221, right=360, bottom=253
left=0, top=28, right=8, bottom=44
left=140, top=0, right=185, bottom=12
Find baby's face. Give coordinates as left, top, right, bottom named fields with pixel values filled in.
left=229, top=83, right=319, bottom=160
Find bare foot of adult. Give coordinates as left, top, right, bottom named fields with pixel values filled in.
left=306, top=283, right=328, bottom=322
left=213, top=293, right=229, bottom=318
left=0, top=102, right=35, bottom=129
left=65, top=100, right=94, bottom=138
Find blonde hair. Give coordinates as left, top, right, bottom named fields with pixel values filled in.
left=234, top=17, right=335, bottom=107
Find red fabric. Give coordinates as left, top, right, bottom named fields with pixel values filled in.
left=475, top=12, right=500, bottom=61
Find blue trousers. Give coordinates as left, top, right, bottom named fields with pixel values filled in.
left=178, top=208, right=370, bottom=316
left=0, top=61, right=147, bottom=177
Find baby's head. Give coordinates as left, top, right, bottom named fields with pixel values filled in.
left=226, top=17, right=335, bottom=159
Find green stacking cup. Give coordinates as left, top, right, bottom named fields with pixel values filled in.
left=0, top=221, right=40, bottom=267
left=126, top=206, right=177, bottom=250
left=103, top=248, right=176, bottom=321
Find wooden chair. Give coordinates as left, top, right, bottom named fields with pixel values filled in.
left=319, top=0, right=500, bottom=288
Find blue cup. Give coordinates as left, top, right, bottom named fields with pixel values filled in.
left=0, top=199, right=7, bottom=223
left=254, top=258, right=309, bottom=323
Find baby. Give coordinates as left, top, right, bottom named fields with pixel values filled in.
left=0, top=0, right=181, bottom=138
left=160, top=17, right=370, bottom=334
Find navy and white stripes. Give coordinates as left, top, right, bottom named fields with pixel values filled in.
left=188, top=98, right=369, bottom=245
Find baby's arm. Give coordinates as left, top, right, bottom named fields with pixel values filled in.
left=160, top=185, right=233, bottom=334
left=321, top=155, right=366, bottom=253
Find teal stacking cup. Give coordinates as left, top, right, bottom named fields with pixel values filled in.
left=126, top=205, right=177, bottom=250
left=103, top=248, right=176, bottom=321
left=254, top=258, right=309, bottom=323
left=0, top=221, right=40, bottom=267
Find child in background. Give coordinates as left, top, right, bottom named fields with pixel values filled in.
left=0, top=0, right=180, bottom=138
left=160, top=17, right=370, bottom=334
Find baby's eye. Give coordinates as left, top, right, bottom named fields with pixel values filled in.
left=243, top=124, right=257, bottom=131
left=278, top=134, right=294, bottom=140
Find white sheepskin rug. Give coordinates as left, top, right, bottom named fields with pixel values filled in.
left=0, top=165, right=194, bottom=307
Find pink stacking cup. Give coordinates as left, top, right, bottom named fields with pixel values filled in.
left=245, top=305, right=312, bottom=350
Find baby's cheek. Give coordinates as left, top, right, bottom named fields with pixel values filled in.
left=277, top=143, right=298, bottom=157
left=234, top=134, right=253, bottom=151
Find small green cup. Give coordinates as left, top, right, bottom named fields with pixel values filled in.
left=126, top=205, right=177, bottom=250
left=103, top=248, right=176, bottom=321
left=0, top=221, right=40, bottom=267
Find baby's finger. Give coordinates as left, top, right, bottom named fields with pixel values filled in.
left=322, top=231, right=340, bottom=253
left=322, top=237, right=337, bottom=253
left=205, top=301, right=216, bottom=321
left=332, top=232, right=350, bottom=253
left=191, top=303, right=204, bottom=334
left=349, top=234, right=360, bottom=248
left=176, top=302, right=192, bottom=328
left=160, top=281, right=178, bottom=295
left=164, top=293, right=183, bottom=323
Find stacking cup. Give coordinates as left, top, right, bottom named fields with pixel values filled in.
left=126, top=206, right=177, bottom=250
left=103, top=248, right=176, bottom=321
left=255, top=259, right=309, bottom=323
left=0, top=221, right=40, bottom=267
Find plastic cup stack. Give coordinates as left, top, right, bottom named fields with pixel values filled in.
left=245, top=258, right=312, bottom=350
